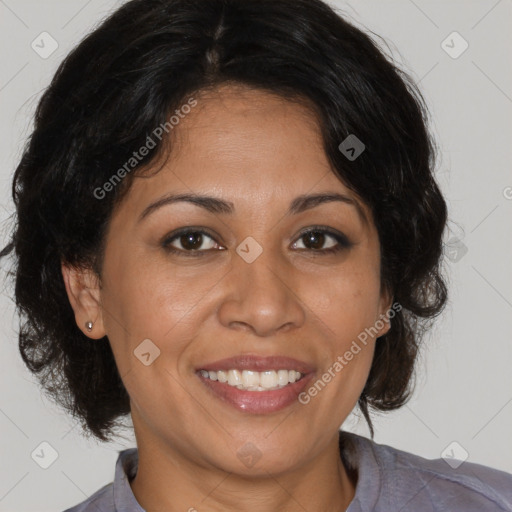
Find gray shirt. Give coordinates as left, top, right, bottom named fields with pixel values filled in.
left=62, top=430, right=512, bottom=511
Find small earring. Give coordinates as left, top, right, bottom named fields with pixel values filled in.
left=85, top=321, right=93, bottom=332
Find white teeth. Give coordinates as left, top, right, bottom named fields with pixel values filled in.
left=277, top=369, right=289, bottom=386
left=199, top=368, right=305, bottom=391
left=242, top=370, right=260, bottom=387
left=260, top=370, right=277, bottom=388
left=227, top=369, right=242, bottom=386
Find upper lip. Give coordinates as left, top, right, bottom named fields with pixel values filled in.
left=196, top=355, right=315, bottom=374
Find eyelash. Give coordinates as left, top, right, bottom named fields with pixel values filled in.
left=161, top=226, right=352, bottom=257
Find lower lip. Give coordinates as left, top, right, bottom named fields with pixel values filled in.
left=196, top=372, right=315, bottom=414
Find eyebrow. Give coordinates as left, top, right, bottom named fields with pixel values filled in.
left=137, top=191, right=368, bottom=225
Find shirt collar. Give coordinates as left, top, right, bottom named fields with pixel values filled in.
left=342, top=431, right=381, bottom=512
left=113, top=447, right=145, bottom=512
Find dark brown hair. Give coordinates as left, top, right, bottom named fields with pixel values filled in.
left=1, top=0, right=448, bottom=441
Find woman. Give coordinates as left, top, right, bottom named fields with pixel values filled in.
left=2, top=0, right=511, bottom=510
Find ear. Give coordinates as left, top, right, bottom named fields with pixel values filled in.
left=376, top=283, right=394, bottom=338
left=61, top=261, right=107, bottom=339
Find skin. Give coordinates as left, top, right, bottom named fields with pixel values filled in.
left=62, top=83, right=392, bottom=512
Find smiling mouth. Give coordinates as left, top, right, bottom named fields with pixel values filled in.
left=197, top=368, right=306, bottom=391
left=194, top=354, right=315, bottom=412
left=195, top=368, right=315, bottom=414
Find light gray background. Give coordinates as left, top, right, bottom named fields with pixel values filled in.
left=1, top=0, right=511, bottom=511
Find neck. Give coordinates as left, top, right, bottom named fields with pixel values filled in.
left=130, top=431, right=357, bottom=512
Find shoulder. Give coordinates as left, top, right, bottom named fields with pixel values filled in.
left=61, top=482, right=114, bottom=512
left=61, top=447, right=140, bottom=512
left=343, top=431, right=512, bottom=511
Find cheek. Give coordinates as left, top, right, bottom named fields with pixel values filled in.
left=102, top=247, right=184, bottom=329
left=122, top=364, right=198, bottom=439
left=303, top=266, right=381, bottom=398
left=100, top=253, right=215, bottom=376
left=309, top=267, right=382, bottom=336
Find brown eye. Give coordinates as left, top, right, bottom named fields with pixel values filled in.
left=292, top=228, right=352, bottom=254
left=161, top=226, right=352, bottom=257
left=300, top=231, right=332, bottom=250
left=162, top=229, right=219, bottom=255
left=178, top=232, right=207, bottom=250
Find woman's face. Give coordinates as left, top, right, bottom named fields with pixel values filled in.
left=69, top=83, right=392, bottom=475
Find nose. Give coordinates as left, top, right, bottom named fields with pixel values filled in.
left=216, top=246, right=306, bottom=337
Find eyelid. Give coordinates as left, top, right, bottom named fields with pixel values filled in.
left=294, top=224, right=347, bottom=241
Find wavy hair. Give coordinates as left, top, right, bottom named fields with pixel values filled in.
left=1, top=0, right=448, bottom=441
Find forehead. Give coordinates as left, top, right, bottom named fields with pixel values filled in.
left=171, top=84, right=327, bottom=174
left=112, top=83, right=371, bottom=227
